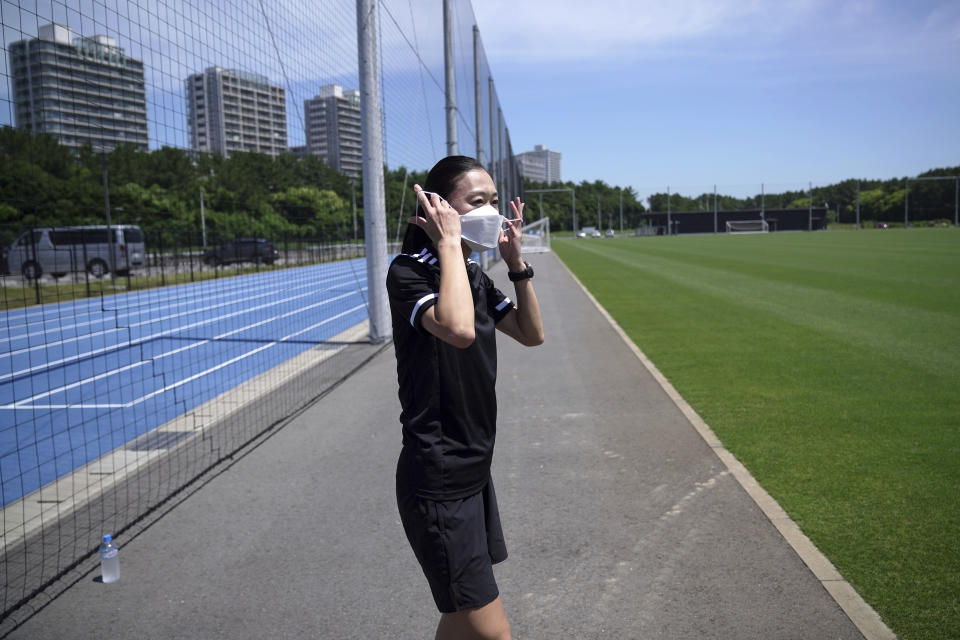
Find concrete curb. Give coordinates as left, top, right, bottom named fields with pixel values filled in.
left=556, top=256, right=896, bottom=640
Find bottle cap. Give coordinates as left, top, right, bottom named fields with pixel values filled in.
left=103, top=534, right=112, bottom=543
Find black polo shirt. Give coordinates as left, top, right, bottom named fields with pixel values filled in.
left=387, top=245, right=516, bottom=500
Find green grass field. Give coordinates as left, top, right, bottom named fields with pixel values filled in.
left=553, top=228, right=959, bottom=640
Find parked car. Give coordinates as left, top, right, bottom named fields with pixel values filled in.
left=605, top=229, right=615, bottom=237
left=579, top=226, right=602, bottom=238
left=204, top=238, right=279, bottom=266
left=6, top=225, right=145, bottom=280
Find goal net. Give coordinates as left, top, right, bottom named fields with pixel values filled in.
left=725, top=219, right=770, bottom=234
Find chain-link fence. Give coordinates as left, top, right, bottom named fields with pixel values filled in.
left=0, top=0, right=521, bottom=626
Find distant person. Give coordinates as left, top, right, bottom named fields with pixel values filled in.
left=387, top=155, right=544, bottom=640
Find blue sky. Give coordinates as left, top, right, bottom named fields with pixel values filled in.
left=472, top=0, right=960, bottom=198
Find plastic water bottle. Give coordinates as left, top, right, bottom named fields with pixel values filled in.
left=99, top=534, right=120, bottom=584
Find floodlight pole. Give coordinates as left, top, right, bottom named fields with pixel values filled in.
left=808, top=182, right=813, bottom=231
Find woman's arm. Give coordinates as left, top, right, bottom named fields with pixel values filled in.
left=411, top=186, right=475, bottom=348
left=496, top=197, right=545, bottom=347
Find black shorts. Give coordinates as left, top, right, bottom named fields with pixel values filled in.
left=396, top=468, right=508, bottom=613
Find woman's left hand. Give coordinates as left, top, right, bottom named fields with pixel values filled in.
left=499, top=197, right=525, bottom=270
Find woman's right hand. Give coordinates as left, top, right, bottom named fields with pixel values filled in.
left=410, top=185, right=461, bottom=247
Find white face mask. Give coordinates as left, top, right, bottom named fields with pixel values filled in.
left=418, top=191, right=518, bottom=253
left=459, top=204, right=503, bottom=252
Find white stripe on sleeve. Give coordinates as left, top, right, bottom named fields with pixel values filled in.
left=410, top=293, right=439, bottom=327
left=495, top=297, right=512, bottom=312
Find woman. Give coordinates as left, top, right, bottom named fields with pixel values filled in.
left=387, top=156, right=544, bottom=640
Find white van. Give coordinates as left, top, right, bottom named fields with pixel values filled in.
left=6, top=225, right=146, bottom=280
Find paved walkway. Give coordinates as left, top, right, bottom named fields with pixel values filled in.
left=7, top=251, right=878, bottom=639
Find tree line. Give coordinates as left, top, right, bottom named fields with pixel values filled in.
left=1, top=127, right=956, bottom=250
left=642, top=171, right=959, bottom=225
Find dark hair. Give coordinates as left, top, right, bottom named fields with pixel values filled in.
left=401, top=155, right=485, bottom=254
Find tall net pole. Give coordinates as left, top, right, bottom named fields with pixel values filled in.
left=357, top=0, right=390, bottom=343
left=443, top=0, right=457, bottom=156
left=488, top=76, right=496, bottom=179
left=473, top=25, right=483, bottom=166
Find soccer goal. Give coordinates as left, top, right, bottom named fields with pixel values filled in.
left=725, top=219, right=770, bottom=234
left=519, top=216, right=551, bottom=253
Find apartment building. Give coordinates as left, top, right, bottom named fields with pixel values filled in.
left=186, top=67, right=287, bottom=157
left=304, top=84, right=362, bottom=178
left=515, top=144, right=562, bottom=184
left=8, top=23, right=148, bottom=151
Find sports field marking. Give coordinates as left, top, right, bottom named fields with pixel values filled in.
left=555, top=256, right=896, bottom=640
left=0, top=260, right=371, bottom=505
left=1, top=269, right=355, bottom=368
left=0, top=266, right=294, bottom=337
left=2, top=298, right=366, bottom=410
left=1, top=319, right=372, bottom=553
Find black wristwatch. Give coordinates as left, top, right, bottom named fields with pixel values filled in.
left=507, top=261, right=534, bottom=282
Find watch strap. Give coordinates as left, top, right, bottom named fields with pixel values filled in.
left=507, top=261, right=534, bottom=282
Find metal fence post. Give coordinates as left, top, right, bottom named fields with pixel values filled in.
left=357, top=0, right=390, bottom=342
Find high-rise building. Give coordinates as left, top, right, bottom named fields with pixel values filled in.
left=304, top=84, right=362, bottom=178
left=186, top=67, right=287, bottom=157
left=515, top=144, right=562, bottom=184
left=8, top=23, right=148, bottom=151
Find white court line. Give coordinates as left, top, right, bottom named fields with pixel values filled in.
left=0, top=276, right=349, bottom=382
left=3, top=303, right=367, bottom=410
left=0, top=259, right=345, bottom=333
left=1, top=265, right=358, bottom=347
left=1, top=287, right=367, bottom=408
left=0, top=267, right=342, bottom=346
left=0, top=263, right=336, bottom=336
left=0, top=273, right=364, bottom=384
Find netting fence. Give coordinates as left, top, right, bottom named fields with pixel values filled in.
left=0, top=0, right=521, bottom=627
left=631, top=179, right=958, bottom=235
